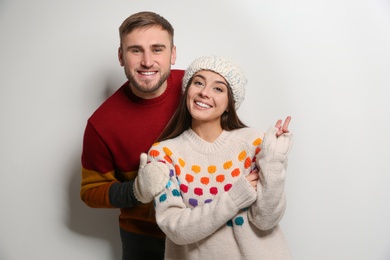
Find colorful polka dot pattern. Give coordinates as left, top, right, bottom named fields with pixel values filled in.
left=151, top=136, right=262, bottom=214
left=226, top=216, right=244, bottom=227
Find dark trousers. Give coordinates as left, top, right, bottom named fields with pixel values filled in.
left=120, top=228, right=165, bottom=260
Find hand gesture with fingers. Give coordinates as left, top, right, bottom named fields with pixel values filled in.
left=275, top=116, right=291, bottom=137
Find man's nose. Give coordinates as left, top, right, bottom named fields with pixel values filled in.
left=141, top=51, right=153, bottom=67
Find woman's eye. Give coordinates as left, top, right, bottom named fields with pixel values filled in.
left=194, top=81, right=203, bottom=86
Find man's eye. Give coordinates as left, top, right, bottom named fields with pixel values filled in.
left=131, top=49, right=140, bottom=53
left=154, top=48, right=163, bottom=53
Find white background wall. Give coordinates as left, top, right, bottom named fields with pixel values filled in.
left=1, top=0, right=390, bottom=259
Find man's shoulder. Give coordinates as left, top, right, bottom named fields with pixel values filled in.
left=169, top=69, right=185, bottom=84
left=88, top=83, right=128, bottom=121
left=170, top=69, right=185, bottom=76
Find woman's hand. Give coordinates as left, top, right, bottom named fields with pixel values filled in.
left=246, top=170, right=259, bottom=191
left=275, top=116, right=291, bottom=137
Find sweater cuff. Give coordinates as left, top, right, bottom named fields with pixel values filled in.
left=228, top=177, right=257, bottom=209
left=109, top=180, right=140, bottom=208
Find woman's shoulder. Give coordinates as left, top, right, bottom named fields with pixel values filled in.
left=232, top=127, right=265, bottom=140
left=149, top=132, right=186, bottom=152
left=225, top=128, right=265, bottom=153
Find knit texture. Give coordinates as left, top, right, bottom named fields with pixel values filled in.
left=80, top=69, right=184, bottom=238
left=134, top=153, right=170, bottom=203
left=148, top=127, right=292, bottom=259
left=182, top=56, right=247, bottom=109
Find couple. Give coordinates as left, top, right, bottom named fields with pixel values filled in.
left=81, top=11, right=293, bottom=260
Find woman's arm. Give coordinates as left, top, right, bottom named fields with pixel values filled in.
left=249, top=118, right=293, bottom=230
left=154, top=174, right=256, bottom=245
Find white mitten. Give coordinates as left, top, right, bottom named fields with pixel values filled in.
left=133, top=153, right=170, bottom=203
left=260, top=126, right=293, bottom=162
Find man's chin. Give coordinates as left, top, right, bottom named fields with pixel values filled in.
left=132, top=82, right=162, bottom=93
left=128, top=72, right=169, bottom=93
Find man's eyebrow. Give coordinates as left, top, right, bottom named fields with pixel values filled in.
left=151, top=43, right=167, bottom=48
left=126, top=44, right=167, bottom=50
left=126, top=45, right=142, bottom=50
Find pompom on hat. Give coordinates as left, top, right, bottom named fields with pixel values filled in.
left=182, top=56, right=247, bottom=110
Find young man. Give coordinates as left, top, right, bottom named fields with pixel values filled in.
left=80, top=11, right=184, bottom=259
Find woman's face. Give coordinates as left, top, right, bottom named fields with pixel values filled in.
left=186, top=70, right=229, bottom=126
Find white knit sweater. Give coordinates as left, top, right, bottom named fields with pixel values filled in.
left=148, top=127, right=293, bottom=260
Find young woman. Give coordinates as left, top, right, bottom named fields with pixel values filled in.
left=142, top=56, right=293, bottom=259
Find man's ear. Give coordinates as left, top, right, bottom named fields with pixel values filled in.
left=118, top=47, right=124, bottom=66
left=171, top=46, right=177, bottom=65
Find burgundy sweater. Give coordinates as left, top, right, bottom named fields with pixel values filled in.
left=81, top=69, right=184, bottom=237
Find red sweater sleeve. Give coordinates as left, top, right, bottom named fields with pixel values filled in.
left=81, top=121, right=117, bottom=208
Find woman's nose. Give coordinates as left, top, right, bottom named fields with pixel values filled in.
left=200, top=86, right=210, bottom=98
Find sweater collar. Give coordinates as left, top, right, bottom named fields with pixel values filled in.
left=182, top=128, right=231, bottom=154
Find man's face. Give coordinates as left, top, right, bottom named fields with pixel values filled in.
left=118, top=26, right=176, bottom=99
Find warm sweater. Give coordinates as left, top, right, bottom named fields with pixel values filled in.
left=148, top=127, right=293, bottom=259
left=80, top=69, right=184, bottom=237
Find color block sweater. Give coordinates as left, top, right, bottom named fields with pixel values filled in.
left=80, top=69, right=184, bottom=237
left=148, top=127, right=292, bottom=259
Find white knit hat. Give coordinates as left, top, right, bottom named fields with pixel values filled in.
left=182, top=56, right=247, bottom=110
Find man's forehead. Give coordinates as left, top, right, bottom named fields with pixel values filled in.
left=122, top=26, right=171, bottom=47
